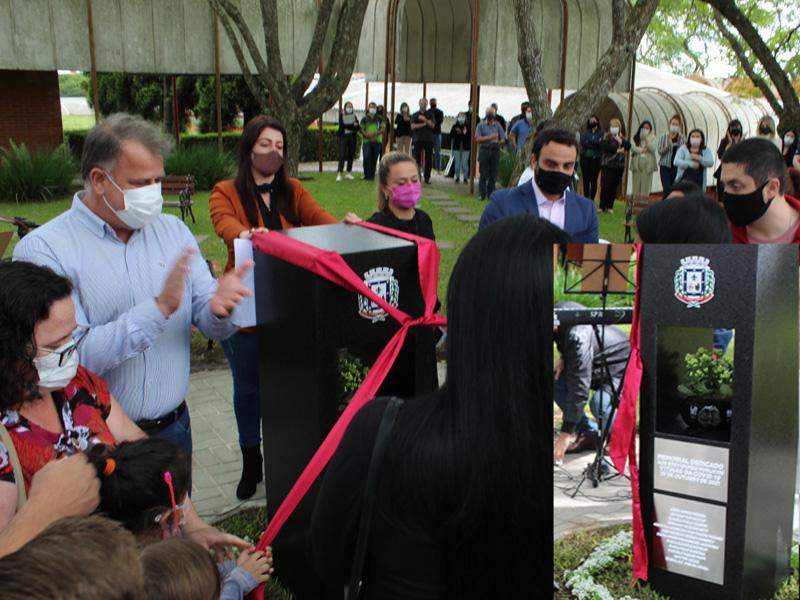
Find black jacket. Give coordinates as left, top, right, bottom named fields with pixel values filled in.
left=554, top=302, right=630, bottom=432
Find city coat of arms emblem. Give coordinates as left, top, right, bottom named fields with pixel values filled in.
left=358, top=267, right=400, bottom=322
left=674, top=256, right=715, bottom=308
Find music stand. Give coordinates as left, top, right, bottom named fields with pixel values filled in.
left=559, top=244, right=635, bottom=496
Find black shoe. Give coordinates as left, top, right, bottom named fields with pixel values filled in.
left=425, top=179, right=431, bottom=184
left=236, top=445, right=264, bottom=500
left=565, top=431, right=599, bottom=454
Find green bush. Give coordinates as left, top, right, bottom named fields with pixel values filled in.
left=165, top=146, right=236, bottom=191
left=0, top=142, right=78, bottom=202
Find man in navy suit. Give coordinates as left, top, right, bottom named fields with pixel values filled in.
left=479, top=127, right=599, bottom=242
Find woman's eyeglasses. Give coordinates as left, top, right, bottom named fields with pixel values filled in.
left=36, top=327, right=89, bottom=367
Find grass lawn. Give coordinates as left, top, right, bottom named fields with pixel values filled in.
left=62, top=114, right=96, bottom=132
left=555, top=524, right=799, bottom=600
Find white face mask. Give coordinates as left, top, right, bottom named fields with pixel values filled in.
left=525, top=112, right=533, bottom=121
left=345, top=106, right=354, bottom=114
left=784, top=135, right=795, bottom=145
left=34, top=340, right=79, bottom=391
left=610, top=127, right=620, bottom=136
left=670, top=125, right=680, bottom=134
left=690, top=137, right=701, bottom=147
left=368, top=108, right=377, bottom=116
left=641, top=127, right=651, bottom=136
left=457, top=116, right=465, bottom=124
left=103, top=173, right=163, bottom=230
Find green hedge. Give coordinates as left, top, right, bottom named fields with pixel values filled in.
left=64, top=126, right=361, bottom=164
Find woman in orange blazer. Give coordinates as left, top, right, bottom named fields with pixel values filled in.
left=210, top=115, right=357, bottom=499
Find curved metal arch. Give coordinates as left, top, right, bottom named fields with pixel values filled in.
left=636, top=87, right=689, bottom=133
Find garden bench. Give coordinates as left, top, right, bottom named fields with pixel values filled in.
left=623, top=195, right=660, bottom=243
left=162, top=175, right=196, bottom=224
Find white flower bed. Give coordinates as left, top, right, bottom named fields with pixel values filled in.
left=564, top=529, right=638, bottom=600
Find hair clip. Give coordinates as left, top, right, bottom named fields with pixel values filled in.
left=163, top=471, right=179, bottom=534
left=103, top=458, right=116, bottom=477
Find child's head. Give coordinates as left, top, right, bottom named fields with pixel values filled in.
left=0, top=515, right=144, bottom=599
left=140, top=538, right=220, bottom=600
left=88, top=438, right=191, bottom=535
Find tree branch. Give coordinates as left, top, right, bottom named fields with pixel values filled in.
left=552, top=0, right=661, bottom=133
left=701, top=0, right=797, bottom=119
left=300, top=0, right=371, bottom=121
left=208, top=0, right=268, bottom=112
left=291, top=0, right=337, bottom=101
left=258, top=0, right=288, bottom=87
left=711, top=10, right=783, bottom=115
left=682, top=38, right=705, bottom=75
left=210, top=0, right=283, bottom=96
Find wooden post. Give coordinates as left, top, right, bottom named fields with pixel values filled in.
left=423, top=82, right=427, bottom=99
left=317, top=0, right=324, bottom=172
left=389, top=0, right=399, bottom=149
left=86, top=0, right=100, bottom=123
left=621, top=56, right=637, bottom=204
left=468, top=0, right=481, bottom=196
left=559, top=0, right=569, bottom=105
left=172, top=75, right=180, bottom=146
left=213, top=12, right=223, bottom=152
left=365, top=81, right=369, bottom=110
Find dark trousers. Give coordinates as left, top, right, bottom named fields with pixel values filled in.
left=413, top=140, right=433, bottom=182
left=337, top=135, right=356, bottom=173
left=580, top=156, right=601, bottom=200
left=478, top=146, right=500, bottom=199
left=221, top=331, right=261, bottom=448
left=362, top=141, right=381, bottom=180
left=600, top=166, right=623, bottom=211
left=660, top=165, right=677, bottom=198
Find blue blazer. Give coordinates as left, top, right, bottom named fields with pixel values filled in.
left=478, top=182, right=599, bottom=242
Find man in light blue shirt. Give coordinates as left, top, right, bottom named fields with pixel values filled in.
left=14, top=113, right=251, bottom=457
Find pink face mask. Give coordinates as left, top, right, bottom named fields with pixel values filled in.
left=390, top=182, right=422, bottom=209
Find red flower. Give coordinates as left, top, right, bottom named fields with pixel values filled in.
left=712, top=354, right=718, bottom=362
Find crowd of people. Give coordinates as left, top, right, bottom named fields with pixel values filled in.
left=0, top=98, right=798, bottom=598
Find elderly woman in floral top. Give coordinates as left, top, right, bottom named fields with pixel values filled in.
left=0, top=261, right=248, bottom=556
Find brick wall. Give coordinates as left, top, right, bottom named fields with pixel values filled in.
left=0, top=70, right=64, bottom=151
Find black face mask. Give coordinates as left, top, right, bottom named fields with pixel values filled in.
left=535, top=167, right=572, bottom=196
left=759, top=125, right=771, bottom=135
left=730, top=128, right=741, bottom=136
left=721, top=181, right=773, bottom=226
left=589, top=121, right=598, bottom=129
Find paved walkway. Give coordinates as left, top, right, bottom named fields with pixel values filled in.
left=189, top=363, right=448, bottom=520
left=553, top=440, right=633, bottom=539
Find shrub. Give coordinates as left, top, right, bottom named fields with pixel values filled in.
left=497, top=149, right=516, bottom=188
left=64, top=126, right=361, bottom=166
left=0, top=142, right=78, bottom=202
left=165, top=146, right=235, bottom=191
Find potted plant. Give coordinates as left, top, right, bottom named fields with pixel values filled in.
left=337, top=349, right=370, bottom=413
left=677, top=347, right=733, bottom=431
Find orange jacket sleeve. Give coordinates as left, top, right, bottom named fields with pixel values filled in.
left=290, top=179, right=338, bottom=226
left=210, top=180, right=253, bottom=245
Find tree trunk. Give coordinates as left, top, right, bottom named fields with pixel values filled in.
left=509, top=0, right=554, bottom=184
left=281, top=108, right=306, bottom=177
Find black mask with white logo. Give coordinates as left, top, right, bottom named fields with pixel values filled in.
left=535, top=168, right=572, bottom=196
left=721, top=181, right=772, bottom=226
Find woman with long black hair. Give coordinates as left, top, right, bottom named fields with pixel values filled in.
left=210, top=115, right=358, bottom=499
left=310, top=215, right=565, bottom=599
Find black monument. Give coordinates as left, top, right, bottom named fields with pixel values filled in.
left=254, top=224, right=438, bottom=598
left=638, top=244, right=798, bottom=600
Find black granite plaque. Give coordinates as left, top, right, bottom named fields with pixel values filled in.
left=639, top=244, right=798, bottom=600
